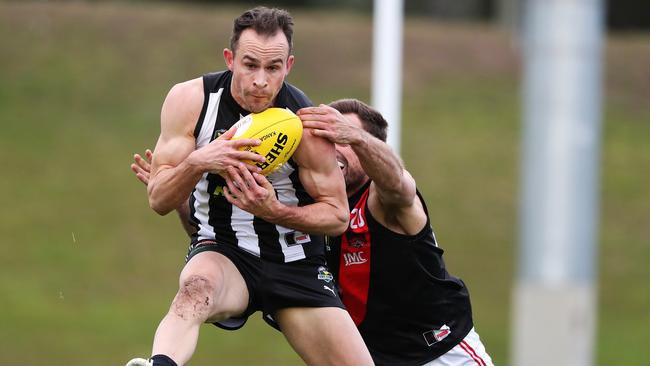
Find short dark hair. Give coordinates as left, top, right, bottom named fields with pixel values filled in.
left=230, top=7, right=294, bottom=54
left=328, top=99, right=388, bottom=142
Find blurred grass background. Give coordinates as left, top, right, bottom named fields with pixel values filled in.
left=0, top=1, right=648, bottom=365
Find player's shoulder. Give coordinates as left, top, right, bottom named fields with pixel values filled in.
left=161, top=77, right=204, bottom=132
left=167, top=77, right=204, bottom=102
left=292, top=126, right=336, bottom=168
left=279, top=81, right=313, bottom=111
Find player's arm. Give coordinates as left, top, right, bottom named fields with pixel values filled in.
left=148, top=79, right=264, bottom=215
left=223, top=131, right=349, bottom=236
left=147, top=79, right=206, bottom=215
left=131, top=149, right=195, bottom=236
left=299, top=105, right=426, bottom=235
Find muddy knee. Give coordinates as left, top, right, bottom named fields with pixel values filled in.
left=171, top=275, right=217, bottom=321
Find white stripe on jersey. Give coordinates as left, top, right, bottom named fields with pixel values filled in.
left=192, top=89, right=223, bottom=240
left=192, top=88, right=223, bottom=239
left=193, top=172, right=215, bottom=240
left=231, top=205, right=261, bottom=256
left=196, top=89, right=223, bottom=148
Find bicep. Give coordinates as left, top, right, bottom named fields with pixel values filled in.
left=293, top=132, right=346, bottom=204
left=150, top=81, right=202, bottom=176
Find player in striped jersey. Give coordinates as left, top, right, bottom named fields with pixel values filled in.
left=125, top=7, right=372, bottom=366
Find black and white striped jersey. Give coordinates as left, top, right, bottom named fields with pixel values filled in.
left=188, top=71, right=325, bottom=263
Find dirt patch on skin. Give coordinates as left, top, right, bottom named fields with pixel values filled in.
left=174, top=275, right=214, bottom=320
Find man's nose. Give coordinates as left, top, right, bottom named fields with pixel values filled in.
left=253, top=70, right=268, bottom=88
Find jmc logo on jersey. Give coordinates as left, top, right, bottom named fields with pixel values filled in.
left=343, top=251, right=367, bottom=266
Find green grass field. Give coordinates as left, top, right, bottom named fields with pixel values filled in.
left=1, top=2, right=648, bottom=365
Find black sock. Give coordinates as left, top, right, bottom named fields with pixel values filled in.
left=150, top=354, right=178, bottom=366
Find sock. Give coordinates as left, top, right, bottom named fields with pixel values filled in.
left=150, top=354, right=178, bottom=366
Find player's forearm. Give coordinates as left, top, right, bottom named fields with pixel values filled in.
left=351, top=133, right=411, bottom=201
left=148, top=157, right=204, bottom=215
left=266, top=201, right=348, bottom=236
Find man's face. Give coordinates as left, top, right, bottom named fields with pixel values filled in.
left=335, top=113, right=369, bottom=196
left=224, top=28, right=294, bottom=113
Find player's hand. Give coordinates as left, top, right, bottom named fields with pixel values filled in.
left=297, top=104, right=365, bottom=146
left=131, top=149, right=153, bottom=186
left=190, top=125, right=265, bottom=176
left=223, top=163, right=279, bottom=219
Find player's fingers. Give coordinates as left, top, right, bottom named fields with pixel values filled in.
left=228, top=165, right=249, bottom=191
left=135, top=172, right=149, bottom=186
left=309, top=128, right=337, bottom=142
left=233, top=150, right=265, bottom=164
left=297, top=106, right=327, bottom=116
left=230, top=138, right=261, bottom=148
left=134, top=154, right=151, bottom=172
left=253, top=172, right=272, bottom=189
left=301, top=120, right=331, bottom=130
left=131, top=163, right=148, bottom=178
left=218, top=125, right=238, bottom=140
left=243, top=163, right=262, bottom=174
left=224, top=168, right=243, bottom=193
left=298, top=112, right=329, bottom=123
left=237, top=163, right=259, bottom=189
left=223, top=186, right=239, bottom=204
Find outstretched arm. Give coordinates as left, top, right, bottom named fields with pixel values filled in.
left=298, top=104, right=426, bottom=235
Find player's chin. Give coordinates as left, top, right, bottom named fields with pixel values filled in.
left=247, top=99, right=272, bottom=113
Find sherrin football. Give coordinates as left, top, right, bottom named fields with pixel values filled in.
left=231, top=107, right=303, bottom=175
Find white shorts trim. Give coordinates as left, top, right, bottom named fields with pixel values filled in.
left=422, top=328, right=494, bottom=366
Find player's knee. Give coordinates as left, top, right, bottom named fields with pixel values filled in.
left=171, top=274, right=217, bottom=321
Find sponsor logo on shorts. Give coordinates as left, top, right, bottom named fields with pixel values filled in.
left=317, top=266, right=334, bottom=283
left=323, top=285, right=337, bottom=296
left=423, top=324, right=451, bottom=346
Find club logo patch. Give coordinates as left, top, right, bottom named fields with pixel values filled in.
left=285, top=231, right=311, bottom=246
left=423, top=324, right=451, bottom=346
left=317, top=266, right=333, bottom=283
left=349, top=236, right=366, bottom=248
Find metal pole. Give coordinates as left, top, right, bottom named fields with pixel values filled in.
left=513, top=1, right=604, bottom=365
left=371, top=0, right=404, bottom=154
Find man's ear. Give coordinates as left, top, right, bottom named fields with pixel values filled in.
left=224, top=48, right=234, bottom=71
left=285, top=55, right=295, bottom=76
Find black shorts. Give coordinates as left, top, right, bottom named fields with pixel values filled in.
left=186, top=241, right=344, bottom=331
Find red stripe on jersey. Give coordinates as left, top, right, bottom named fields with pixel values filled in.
left=338, top=188, right=372, bottom=326
left=460, top=340, right=487, bottom=366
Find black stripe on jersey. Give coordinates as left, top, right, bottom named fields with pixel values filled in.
left=207, top=174, right=239, bottom=247
left=254, top=216, right=283, bottom=262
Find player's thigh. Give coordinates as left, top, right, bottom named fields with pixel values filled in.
left=276, top=306, right=374, bottom=366
left=179, top=250, right=249, bottom=320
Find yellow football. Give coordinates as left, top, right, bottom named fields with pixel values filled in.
left=231, top=108, right=303, bottom=175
